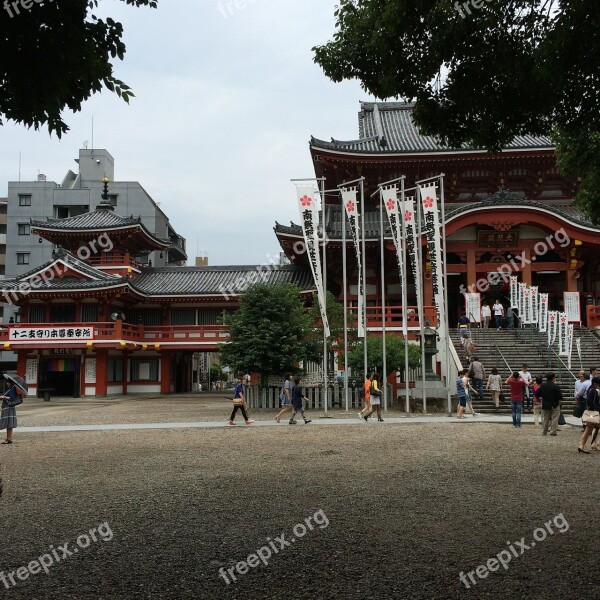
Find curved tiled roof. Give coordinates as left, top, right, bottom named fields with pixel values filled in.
left=311, top=102, right=553, bottom=154
left=31, top=210, right=142, bottom=230
left=132, top=265, right=316, bottom=296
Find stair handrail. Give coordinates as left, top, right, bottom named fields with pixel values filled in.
left=546, top=342, right=577, bottom=380
left=493, top=343, right=512, bottom=374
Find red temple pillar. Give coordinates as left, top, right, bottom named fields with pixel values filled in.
left=522, top=248, right=532, bottom=285
left=16, top=351, right=27, bottom=376
left=160, top=351, right=171, bottom=394
left=96, top=349, right=108, bottom=396
left=466, top=248, right=477, bottom=292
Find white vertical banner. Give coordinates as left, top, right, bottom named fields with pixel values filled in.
left=296, top=186, right=330, bottom=337
left=465, top=293, right=481, bottom=324
left=530, top=286, right=539, bottom=325
left=402, top=197, right=422, bottom=320
left=341, top=188, right=365, bottom=337
left=510, top=276, right=519, bottom=309
left=563, top=292, right=581, bottom=323
left=518, top=283, right=527, bottom=325
left=576, top=337, right=582, bottom=366
left=548, top=311, right=558, bottom=346
left=381, top=186, right=405, bottom=324
left=558, top=312, right=568, bottom=356
left=567, top=323, right=574, bottom=368
left=419, top=183, right=446, bottom=338
left=523, top=286, right=531, bottom=324
left=538, top=293, right=549, bottom=332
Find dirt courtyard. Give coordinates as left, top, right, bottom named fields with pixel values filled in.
left=0, top=396, right=595, bottom=599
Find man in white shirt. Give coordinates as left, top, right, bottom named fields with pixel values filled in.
left=493, top=299, right=504, bottom=329
left=519, top=364, right=533, bottom=411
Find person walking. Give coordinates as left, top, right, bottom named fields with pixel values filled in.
left=289, top=376, right=311, bottom=425
left=358, top=372, right=373, bottom=419
left=463, top=333, right=475, bottom=362
left=275, top=374, right=294, bottom=423
left=469, top=356, right=486, bottom=401
left=457, top=313, right=470, bottom=345
left=507, top=306, right=515, bottom=329
left=486, top=367, right=502, bottom=411
left=578, top=377, right=600, bottom=453
left=532, top=376, right=543, bottom=427
left=456, top=369, right=468, bottom=418
left=519, top=364, right=533, bottom=412
left=538, top=373, right=563, bottom=436
left=462, top=371, right=479, bottom=417
left=228, top=376, right=254, bottom=426
left=481, top=301, right=491, bottom=329
left=363, top=373, right=384, bottom=422
left=0, top=379, right=21, bottom=444
left=493, top=299, right=504, bottom=329
left=574, top=370, right=591, bottom=424
left=506, top=371, right=527, bottom=428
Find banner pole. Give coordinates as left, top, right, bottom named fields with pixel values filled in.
left=439, top=174, right=452, bottom=416
left=379, top=191, right=387, bottom=411
left=416, top=189, right=427, bottom=414
left=321, top=178, right=328, bottom=417
left=342, top=191, right=349, bottom=411
left=361, top=178, right=368, bottom=380
left=400, top=178, right=410, bottom=413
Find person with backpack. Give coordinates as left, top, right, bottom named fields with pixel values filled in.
left=578, top=376, right=600, bottom=453
left=538, top=373, right=563, bottom=436
left=358, top=372, right=374, bottom=419
left=275, top=373, right=294, bottom=423
left=362, top=373, right=384, bottom=422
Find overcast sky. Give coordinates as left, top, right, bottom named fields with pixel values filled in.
left=0, top=1, right=372, bottom=266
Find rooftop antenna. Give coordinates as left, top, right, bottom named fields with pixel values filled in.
left=83, top=140, right=89, bottom=149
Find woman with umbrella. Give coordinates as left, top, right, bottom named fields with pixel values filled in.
left=0, top=374, right=27, bottom=445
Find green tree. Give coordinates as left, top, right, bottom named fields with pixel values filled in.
left=0, top=0, right=158, bottom=137
left=219, top=283, right=318, bottom=385
left=313, top=1, right=600, bottom=220
left=347, top=334, right=420, bottom=379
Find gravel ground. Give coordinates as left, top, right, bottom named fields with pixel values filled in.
left=0, top=399, right=596, bottom=599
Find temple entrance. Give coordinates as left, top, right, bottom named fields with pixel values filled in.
left=39, top=357, right=80, bottom=397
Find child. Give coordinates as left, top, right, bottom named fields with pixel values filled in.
left=486, top=367, right=502, bottom=411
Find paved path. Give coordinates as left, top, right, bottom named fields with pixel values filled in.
left=16, top=414, right=582, bottom=433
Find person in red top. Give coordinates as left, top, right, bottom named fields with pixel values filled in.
left=505, top=371, right=527, bottom=428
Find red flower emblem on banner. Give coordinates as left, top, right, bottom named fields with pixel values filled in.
left=345, top=200, right=355, bottom=213
left=404, top=210, right=412, bottom=222
left=561, top=316, right=567, bottom=323
left=300, top=195, right=312, bottom=207
left=550, top=315, right=555, bottom=321
left=386, top=199, right=395, bottom=211
left=423, top=196, right=434, bottom=209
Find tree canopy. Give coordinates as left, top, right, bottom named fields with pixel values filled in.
left=0, top=0, right=157, bottom=137
left=313, top=1, right=600, bottom=220
left=348, top=334, right=421, bottom=379
left=219, top=283, right=319, bottom=384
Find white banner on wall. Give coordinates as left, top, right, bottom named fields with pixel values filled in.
left=548, top=311, right=558, bottom=346
left=538, top=293, right=549, bottom=332
left=510, top=276, right=519, bottom=309
left=465, top=293, right=481, bottom=324
left=402, top=198, right=422, bottom=319
left=563, top=292, right=581, bottom=323
left=558, top=312, right=569, bottom=356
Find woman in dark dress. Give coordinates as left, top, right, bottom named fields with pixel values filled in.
left=0, top=380, right=20, bottom=444
left=289, top=376, right=312, bottom=425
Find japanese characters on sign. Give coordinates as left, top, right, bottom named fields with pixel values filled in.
left=510, top=276, right=519, bottom=309
left=464, top=293, right=481, bottom=323
left=296, top=186, right=331, bottom=337
left=9, top=326, right=94, bottom=341
left=477, top=229, right=520, bottom=248
left=563, top=291, right=581, bottom=323
left=341, top=187, right=365, bottom=337
left=538, top=293, right=549, bottom=332
left=401, top=198, right=422, bottom=317
left=548, top=311, right=558, bottom=346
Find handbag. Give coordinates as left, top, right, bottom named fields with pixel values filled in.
left=582, top=410, right=600, bottom=425
left=232, top=397, right=244, bottom=407
left=7, top=395, right=23, bottom=408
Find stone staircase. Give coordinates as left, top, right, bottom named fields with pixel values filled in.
left=449, top=326, right=599, bottom=414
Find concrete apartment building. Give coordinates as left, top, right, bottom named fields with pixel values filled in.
left=5, top=149, right=187, bottom=322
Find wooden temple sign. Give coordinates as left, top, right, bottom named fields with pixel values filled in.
left=9, top=326, right=94, bottom=341
left=477, top=229, right=519, bottom=248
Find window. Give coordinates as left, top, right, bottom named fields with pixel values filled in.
left=108, top=359, right=124, bottom=383
left=16, top=253, right=30, bottom=265
left=50, top=305, right=76, bottom=323
left=18, top=195, right=31, bottom=206
left=29, top=305, right=46, bottom=323
left=130, top=359, right=159, bottom=382
left=171, top=309, right=196, bottom=325
left=81, top=304, right=99, bottom=322
left=18, top=223, right=30, bottom=236
left=109, top=194, right=118, bottom=207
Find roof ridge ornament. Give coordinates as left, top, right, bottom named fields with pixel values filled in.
left=96, top=176, right=115, bottom=211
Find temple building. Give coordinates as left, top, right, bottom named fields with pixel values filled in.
left=0, top=196, right=313, bottom=397
left=275, top=101, right=600, bottom=325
